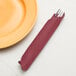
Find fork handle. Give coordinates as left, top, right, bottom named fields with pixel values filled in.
left=19, top=13, right=65, bottom=71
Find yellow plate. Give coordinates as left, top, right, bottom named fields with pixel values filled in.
left=0, top=0, right=37, bottom=49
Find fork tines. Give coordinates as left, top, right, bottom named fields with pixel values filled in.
left=55, top=9, right=65, bottom=17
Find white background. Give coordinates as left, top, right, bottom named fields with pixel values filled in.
left=0, top=0, right=76, bottom=76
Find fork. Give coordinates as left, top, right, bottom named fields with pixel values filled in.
left=19, top=9, right=65, bottom=71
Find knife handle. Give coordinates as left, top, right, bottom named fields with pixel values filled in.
left=19, top=9, right=65, bottom=71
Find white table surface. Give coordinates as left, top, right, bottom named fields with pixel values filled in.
left=0, top=0, right=76, bottom=76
